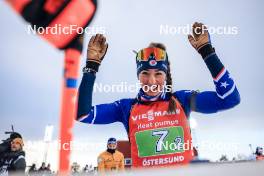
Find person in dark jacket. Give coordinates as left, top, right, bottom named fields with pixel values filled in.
left=0, top=136, right=26, bottom=175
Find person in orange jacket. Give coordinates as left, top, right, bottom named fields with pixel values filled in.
left=97, top=138, right=125, bottom=173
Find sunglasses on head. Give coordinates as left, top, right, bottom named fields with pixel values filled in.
left=136, top=47, right=167, bottom=61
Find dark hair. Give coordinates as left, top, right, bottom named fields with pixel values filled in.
left=10, top=132, right=22, bottom=140
left=148, top=42, right=178, bottom=113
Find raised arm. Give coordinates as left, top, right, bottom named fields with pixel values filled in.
left=187, top=22, right=240, bottom=113
left=76, top=34, right=123, bottom=124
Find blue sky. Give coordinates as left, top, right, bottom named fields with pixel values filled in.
left=1, top=0, right=264, bottom=166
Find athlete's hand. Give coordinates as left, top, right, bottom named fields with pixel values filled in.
left=188, top=22, right=211, bottom=51
left=87, top=34, right=108, bottom=64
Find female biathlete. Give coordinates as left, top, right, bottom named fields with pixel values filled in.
left=76, top=22, right=240, bottom=168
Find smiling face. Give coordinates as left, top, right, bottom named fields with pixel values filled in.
left=138, top=69, right=167, bottom=96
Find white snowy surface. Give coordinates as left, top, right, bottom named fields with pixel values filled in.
left=113, top=161, right=264, bottom=176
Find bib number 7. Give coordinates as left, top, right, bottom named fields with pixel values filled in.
left=135, top=127, right=184, bottom=157
left=152, top=130, right=168, bottom=152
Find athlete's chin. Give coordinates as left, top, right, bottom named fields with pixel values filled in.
left=145, top=91, right=160, bottom=97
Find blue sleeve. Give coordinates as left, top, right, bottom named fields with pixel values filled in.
left=78, top=100, right=124, bottom=124
left=77, top=72, right=95, bottom=119
left=174, top=52, right=240, bottom=115
left=77, top=72, right=133, bottom=127
left=77, top=72, right=122, bottom=124
left=173, top=90, right=193, bottom=117
left=194, top=67, right=240, bottom=113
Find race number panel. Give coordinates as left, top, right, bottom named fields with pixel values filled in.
left=135, top=126, right=184, bottom=157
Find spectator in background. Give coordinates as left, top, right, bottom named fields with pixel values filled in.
left=88, top=165, right=94, bottom=173
left=97, top=138, right=124, bottom=173
left=255, top=147, right=264, bottom=161
left=0, top=135, right=26, bottom=175
left=82, top=164, right=94, bottom=175
left=45, top=163, right=52, bottom=174
left=83, top=164, right=89, bottom=173
left=45, top=163, right=51, bottom=171
left=71, top=162, right=80, bottom=175
left=38, top=162, right=46, bottom=174
left=28, top=163, right=37, bottom=175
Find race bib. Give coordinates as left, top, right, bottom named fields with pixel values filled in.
left=135, top=126, right=184, bottom=157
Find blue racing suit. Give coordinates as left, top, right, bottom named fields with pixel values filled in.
left=76, top=44, right=240, bottom=135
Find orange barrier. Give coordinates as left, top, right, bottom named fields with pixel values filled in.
left=40, top=0, right=96, bottom=49
left=59, top=48, right=81, bottom=174
left=5, top=0, right=96, bottom=49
